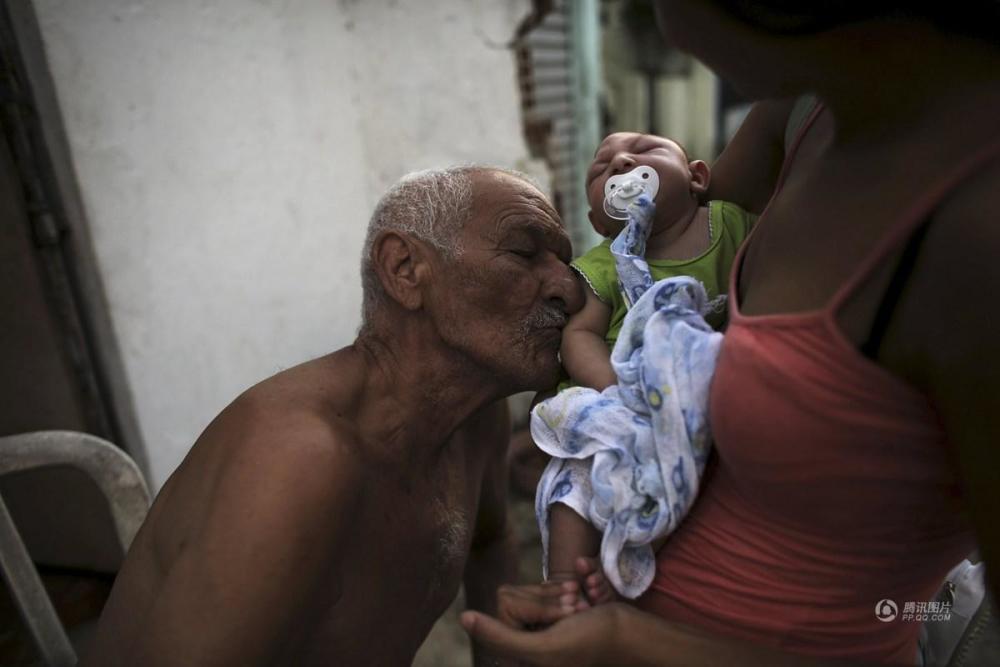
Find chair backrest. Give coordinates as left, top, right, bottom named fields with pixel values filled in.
left=0, top=431, right=150, bottom=667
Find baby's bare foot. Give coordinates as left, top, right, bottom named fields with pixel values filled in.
left=547, top=570, right=592, bottom=612
left=575, top=556, right=621, bottom=605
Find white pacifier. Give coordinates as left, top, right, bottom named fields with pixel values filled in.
left=603, top=166, right=659, bottom=220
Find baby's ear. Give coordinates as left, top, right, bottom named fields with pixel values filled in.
left=587, top=210, right=609, bottom=237
left=688, top=160, right=711, bottom=196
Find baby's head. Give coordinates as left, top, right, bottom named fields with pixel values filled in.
left=586, top=132, right=710, bottom=238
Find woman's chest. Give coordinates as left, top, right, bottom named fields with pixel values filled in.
left=735, top=142, right=949, bottom=346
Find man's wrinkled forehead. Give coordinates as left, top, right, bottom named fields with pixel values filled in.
left=472, top=171, right=571, bottom=256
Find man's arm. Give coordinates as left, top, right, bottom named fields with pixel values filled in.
left=121, top=417, right=362, bottom=666
left=463, top=400, right=519, bottom=666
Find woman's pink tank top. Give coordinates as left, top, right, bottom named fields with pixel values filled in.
left=637, top=106, right=996, bottom=664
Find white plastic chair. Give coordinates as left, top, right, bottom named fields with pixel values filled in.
left=0, top=431, right=150, bottom=666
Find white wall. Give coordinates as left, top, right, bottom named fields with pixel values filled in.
left=33, top=0, right=535, bottom=489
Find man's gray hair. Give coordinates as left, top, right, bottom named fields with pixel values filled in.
left=359, top=165, right=535, bottom=327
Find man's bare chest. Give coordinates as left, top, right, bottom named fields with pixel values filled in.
left=340, top=462, right=480, bottom=604
left=375, top=481, right=476, bottom=595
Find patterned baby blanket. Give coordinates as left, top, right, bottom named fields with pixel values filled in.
left=533, top=195, right=722, bottom=598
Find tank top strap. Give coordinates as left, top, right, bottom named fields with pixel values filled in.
left=783, top=95, right=821, bottom=155
left=828, top=132, right=1000, bottom=313
left=773, top=99, right=825, bottom=194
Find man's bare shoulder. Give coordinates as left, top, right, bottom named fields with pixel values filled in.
left=232, top=347, right=366, bottom=424
left=192, top=349, right=369, bottom=516
left=88, top=353, right=373, bottom=666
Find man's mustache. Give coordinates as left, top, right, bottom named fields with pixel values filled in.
left=524, top=305, right=567, bottom=330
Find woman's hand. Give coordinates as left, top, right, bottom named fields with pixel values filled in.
left=461, top=582, right=875, bottom=667
left=460, top=582, right=625, bottom=666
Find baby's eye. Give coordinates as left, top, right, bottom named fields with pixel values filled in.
left=509, top=247, right=536, bottom=258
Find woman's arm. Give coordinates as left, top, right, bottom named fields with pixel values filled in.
left=461, top=592, right=886, bottom=667
left=888, top=160, right=1000, bottom=601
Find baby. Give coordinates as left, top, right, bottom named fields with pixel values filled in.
left=542, top=132, right=756, bottom=604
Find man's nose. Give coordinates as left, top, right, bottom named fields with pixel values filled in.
left=610, top=152, right=636, bottom=174
left=544, top=260, right=584, bottom=316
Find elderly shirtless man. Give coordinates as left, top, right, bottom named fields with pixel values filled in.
left=82, top=166, right=582, bottom=666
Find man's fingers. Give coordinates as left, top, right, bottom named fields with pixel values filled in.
left=461, top=611, right=547, bottom=662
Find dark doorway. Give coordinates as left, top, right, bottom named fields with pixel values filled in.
left=0, top=2, right=146, bottom=660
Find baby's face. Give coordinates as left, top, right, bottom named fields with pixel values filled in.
left=586, top=133, right=693, bottom=237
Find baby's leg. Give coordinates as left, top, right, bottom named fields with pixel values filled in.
left=548, top=504, right=622, bottom=609
left=547, top=503, right=600, bottom=582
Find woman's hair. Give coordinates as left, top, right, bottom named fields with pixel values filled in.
left=714, top=0, right=1000, bottom=43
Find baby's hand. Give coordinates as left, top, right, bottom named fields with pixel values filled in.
left=574, top=556, right=621, bottom=607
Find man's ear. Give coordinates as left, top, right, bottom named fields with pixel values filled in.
left=371, top=231, right=431, bottom=311
left=688, top=159, right=711, bottom=196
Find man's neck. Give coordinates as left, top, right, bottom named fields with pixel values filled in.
left=350, top=328, right=500, bottom=464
